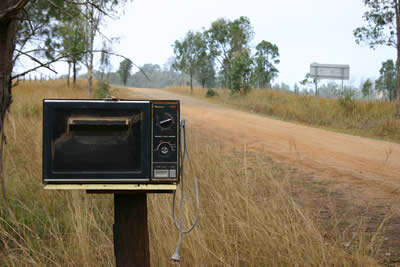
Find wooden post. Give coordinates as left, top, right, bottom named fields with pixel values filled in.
left=113, top=193, right=150, bottom=267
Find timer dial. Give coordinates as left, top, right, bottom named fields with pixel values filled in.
left=157, top=142, right=173, bottom=156
left=157, top=112, right=175, bottom=129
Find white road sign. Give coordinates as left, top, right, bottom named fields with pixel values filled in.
left=310, top=63, right=350, bottom=80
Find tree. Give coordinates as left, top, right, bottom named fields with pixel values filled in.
left=294, top=83, right=299, bottom=94
left=206, top=16, right=254, bottom=88
left=194, top=54, right=215, bottom=88
left=82, top=0, right=127, bottom=97
left=362, top=78, right=374, bottom=99
left=319, top=82, right=340, bottom=98
left=205, top=18, right=231, bottom=87
left=173, top=31, right=207, bottom=93
left=30, top=0, right=84, bottom=87
left=253, top=40, right=280, bottom=88
left=57, top=21, right=86, bottom=86
left=229, top=48, right=253, bottom=94
left=300, top=73, right=313, bottom=91
left=117, top=58, right=133, bottom=86
left=354, top=0, right=400, bottom=114
left=0, top=0, right=129, bottom=200
left=375, top=59, right=397, bottom=100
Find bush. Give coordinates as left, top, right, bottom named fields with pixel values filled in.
left=206, top=88, right=219, bottom=97
left=337, top=89, right=356, bottom=114
left=95, top=80, right=110, bottom=99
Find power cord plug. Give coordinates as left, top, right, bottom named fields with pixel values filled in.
left=171, top=247, right=181, bottom=263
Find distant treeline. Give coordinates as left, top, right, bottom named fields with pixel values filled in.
left=82, top=63, right=200, bottom=89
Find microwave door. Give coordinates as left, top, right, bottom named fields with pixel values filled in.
left=53, top=116, right=139, bottom=173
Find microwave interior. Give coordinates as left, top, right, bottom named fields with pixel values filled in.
left=43, top=101, right=151, bottom=182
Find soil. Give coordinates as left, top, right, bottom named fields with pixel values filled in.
left=123, top=87, right=400, bottom=266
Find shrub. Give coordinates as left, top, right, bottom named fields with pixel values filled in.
left=206, top=88, right=219, bottom=97
left=95, top=80, right=110, bottom=99
left=337, top=90, right=356, bottom=114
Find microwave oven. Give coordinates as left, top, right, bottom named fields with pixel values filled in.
left=42, top=99, right=180, bottom=184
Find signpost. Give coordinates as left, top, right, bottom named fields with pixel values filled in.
left=310, top=63, right=350, bottom=81
left=309, top=63, right=350, bottom=104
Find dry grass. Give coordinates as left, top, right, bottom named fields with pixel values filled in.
left=0, top=80, right=385, bottom=266
left=166, top=86, right=400, bottom=142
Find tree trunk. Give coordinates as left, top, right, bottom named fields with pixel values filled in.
left=87, top=29, right=94, bottom=96
left=396, top=0, right=400, bottom=116
left=0, top=7, right=18, bottom=201
left=85, top=3, right=96, bottom=98
left=189, top=69, right=193, bottom=94
left=67, top=61, right=71, bottom=86
left=73, top=60, right=77, bottom=86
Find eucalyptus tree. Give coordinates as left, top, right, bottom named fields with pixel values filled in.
left=173, top=31, right=208, bottom=93
left=194, top=57, right=216, bottom=88
left=117, top=58, right=133, bottom=86
left=82, top=0, right=130, bottom=96
left=354, top=0, right=400, bottom=114
left=253, top=40, right=280, bottom=88
left=375, top=59, right=397, bottom=100
left=57, top=21, right=86, bottom=86
left=229, top=48, right=253, bottom=94
left=206, top=16, right=254, bottom=88
left=362, top=79, right=373, bottom=99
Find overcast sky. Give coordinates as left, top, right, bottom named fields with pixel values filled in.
left=100, top=0, right=395, bottom=87
left=44, top=0, right=391, bottom=88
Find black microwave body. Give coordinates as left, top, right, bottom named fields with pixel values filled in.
left=43, top=99, right=180, bottom=184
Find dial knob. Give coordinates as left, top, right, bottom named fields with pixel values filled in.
left=158, top=142, right=172, bottom=156
left=160, top=145, right=169, bottom=155
left=158, top=112, right=174, bottom=129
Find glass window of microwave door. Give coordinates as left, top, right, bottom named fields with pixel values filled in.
left=51, top=108, right=144, bottom=173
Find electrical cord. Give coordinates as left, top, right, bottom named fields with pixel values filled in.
left=171, top=119, right=200, bottom=263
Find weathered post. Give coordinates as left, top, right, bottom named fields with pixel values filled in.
left=113, top=193, right=150, bottom=267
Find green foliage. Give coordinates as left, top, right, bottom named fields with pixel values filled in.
left=173, top=31, right=208, bottom=92
left=95, top=80, right=111, bottom=99
left=171, top=16, right=280, bottom=94
left=228, top=16, right=254, bottom=54
left=354, top=0, right=400, bottom=112
left=354, top=0, right=397, bottom=49
left=362, top=79, right=373, bottom=99
left=337, top=88, right=356, bottom=114
left=319, top=82, right=341, bottom=98
left=206, top=88, right=219, bottom=97
left=299, top=73, right=313, bottom=92
left=57, top=21, right=85, bottom=64
left=98, top=41, right=113, bottom=81
left=206, top=16, right=254, bottom=88
left=195, top=57, right=216, bottom=88
left=229, top=49, right=253, bottom=94
left=253, top=40, right=280, bottom=88
left=117, top=59, right=133, bottom=86
left=375, top=59, right=397, bottom=100
left=92, top=62, right=190, bottom=88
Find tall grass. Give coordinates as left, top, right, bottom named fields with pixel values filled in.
left=0, top=80, right=381, bottom=266
left=166, top=86, right=400, bottom=142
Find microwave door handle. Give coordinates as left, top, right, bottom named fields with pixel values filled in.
left=67, top=117, right=130, bottom=132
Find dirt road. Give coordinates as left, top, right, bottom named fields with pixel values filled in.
left=126, top=87, right=400, bottom=204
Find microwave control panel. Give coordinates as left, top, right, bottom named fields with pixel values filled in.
left=152, top=101, right=180, bottom=181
